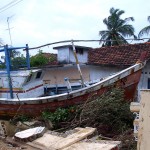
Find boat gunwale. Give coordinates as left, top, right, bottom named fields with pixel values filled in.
left=0, top=62, right=144, bottom=103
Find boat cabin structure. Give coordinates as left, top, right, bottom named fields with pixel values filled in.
left=0, top=69, right=44, bottom=99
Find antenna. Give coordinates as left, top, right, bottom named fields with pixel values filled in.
left=6, top=15, right=14, bottom=46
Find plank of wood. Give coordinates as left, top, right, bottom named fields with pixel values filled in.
left=27, top=127, right=96, bottom=150
left=49, top=127, right=96, bottom=150
left=27, top=142, right=49, bottom=150
left=28, top=133, right=63, bottom=149
left=62, top=142, right=118, bottom=150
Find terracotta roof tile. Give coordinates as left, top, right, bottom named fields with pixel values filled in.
left=41, top=53, right=58, bottom=65
left=88, top=43, right=150, bottom=66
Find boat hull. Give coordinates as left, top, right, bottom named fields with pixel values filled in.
left=0, top=63, right=144, bottom=117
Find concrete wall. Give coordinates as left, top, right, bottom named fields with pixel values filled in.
left=57, top=47, right=69, bottom=63
left=69, top=48, right=88, bottom=64
left=137, top=90, right=150, bottom=150
left=57, top=47, right=88, bottom=64
left=89, top=65, right=121, bottom=81
left=138, top=61, right=150, bottom=90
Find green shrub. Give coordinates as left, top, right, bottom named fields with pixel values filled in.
left=42, top=107, right=76, bottom=128
left=80, top=87, right=134, bottom=134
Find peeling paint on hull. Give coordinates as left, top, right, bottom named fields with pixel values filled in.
left=0, top=63, right=144, bottom=117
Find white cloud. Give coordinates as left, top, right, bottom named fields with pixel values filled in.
left=0, top=0, right=150, bottom=56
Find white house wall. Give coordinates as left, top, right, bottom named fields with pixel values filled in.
left=89, top=65, right=121, bottom=81
left=69, top=48, right=88, bottom=63
left=57, top=47, right=69, bottom=63
left=138, top=61, right=150, bottom=90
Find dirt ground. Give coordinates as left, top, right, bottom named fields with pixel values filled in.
left=0, top=138, right=37, bottom=150
left=0, top=139, right=16, bottom=150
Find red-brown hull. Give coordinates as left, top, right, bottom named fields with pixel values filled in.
left=0, top=63, right=144, bottom=117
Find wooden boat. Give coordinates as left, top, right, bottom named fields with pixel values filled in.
left=0, top=62, right=145, bottom=117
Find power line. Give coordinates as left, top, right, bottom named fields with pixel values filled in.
left=28, top=38, right=150, bottom=50
left=0, top=0, right=18, bottom=11
left=0, top=0, right=23, bottom=14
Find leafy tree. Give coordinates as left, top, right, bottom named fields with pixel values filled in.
left=11, top=54, right=26, bottom=69
left=11, top=50, right=21, bottom=58
left=138, top=16, right=150, bottom=41
left=30, top=50, right=49, bottom=67
left=99, top=7, right=136, bottom=46
left=0, top=62, right=5, bottom=69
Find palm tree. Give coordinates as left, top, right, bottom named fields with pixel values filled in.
left=99, top=7, right=136, bottom=47
left=138, top=16, right=150, bottom=41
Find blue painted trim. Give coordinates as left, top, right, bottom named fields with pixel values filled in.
left=8, top=46, right=26, bottom=50
left=26, top=44, right=30, bottom=69
left=0, top=46, right=26, bottom=52
left=4, top=45, right=13, bottom=99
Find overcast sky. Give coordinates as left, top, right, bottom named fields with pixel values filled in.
left=0, top=0, right=150, bottom=55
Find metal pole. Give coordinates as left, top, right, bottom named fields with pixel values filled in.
left=4, top=45, right=13, bottom=98
left=7, top=17, right=13, bottom=46
left=71, top=40, right=85, bottom=87
left=25, top=44, right=30, bottom=69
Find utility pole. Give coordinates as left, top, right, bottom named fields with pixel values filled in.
left=6, top=16, right=14, bottom=46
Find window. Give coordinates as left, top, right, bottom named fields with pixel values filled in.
left=75, top=48, right=83, bottom=55
left=26, top=74, right=32, bottom=82
left=36, top=71, right=42, bottom=79
left=148, top=78, right=150, bottom=89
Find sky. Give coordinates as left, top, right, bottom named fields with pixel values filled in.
left=0, top=0, right=150, bottom=56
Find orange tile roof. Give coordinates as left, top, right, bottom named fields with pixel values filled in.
left=88, top=43, right=150, bottom=66
left=41, top=53, right=58, bottom=65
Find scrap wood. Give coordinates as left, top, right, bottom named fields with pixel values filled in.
left=27, top=127, right=96, bottom=150
left=28, top=133, right=63, bottom=149
left=0, top=137, right=30, bottom=149
left=49, top=127, right=96, bottom=149
left=62, top=142, right=119, bottom=150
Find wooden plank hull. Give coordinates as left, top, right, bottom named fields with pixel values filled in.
left=0, top=63, right=144, bottom=117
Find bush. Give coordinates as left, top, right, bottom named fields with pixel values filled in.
left=30, top=53, right=49, bottom=67
left=42, top=107, right=76, bottom=128
left=79, top=87, right=134, bottom=134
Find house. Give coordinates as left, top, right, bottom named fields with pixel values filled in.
left=88, top=42, right=150, bottom=100
left=53, top=45, right=91, bottom=64
left=42, top=45, right=121, bottom=94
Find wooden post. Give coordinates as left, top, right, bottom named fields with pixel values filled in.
left=71, top=40, right=85, bottom=87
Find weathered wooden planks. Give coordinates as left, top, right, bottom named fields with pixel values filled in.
left=63, top=142, right=119, bottom=150
left=27, top=127, right=120, bottom=150
left=49, top=127, right=96, bottom=149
